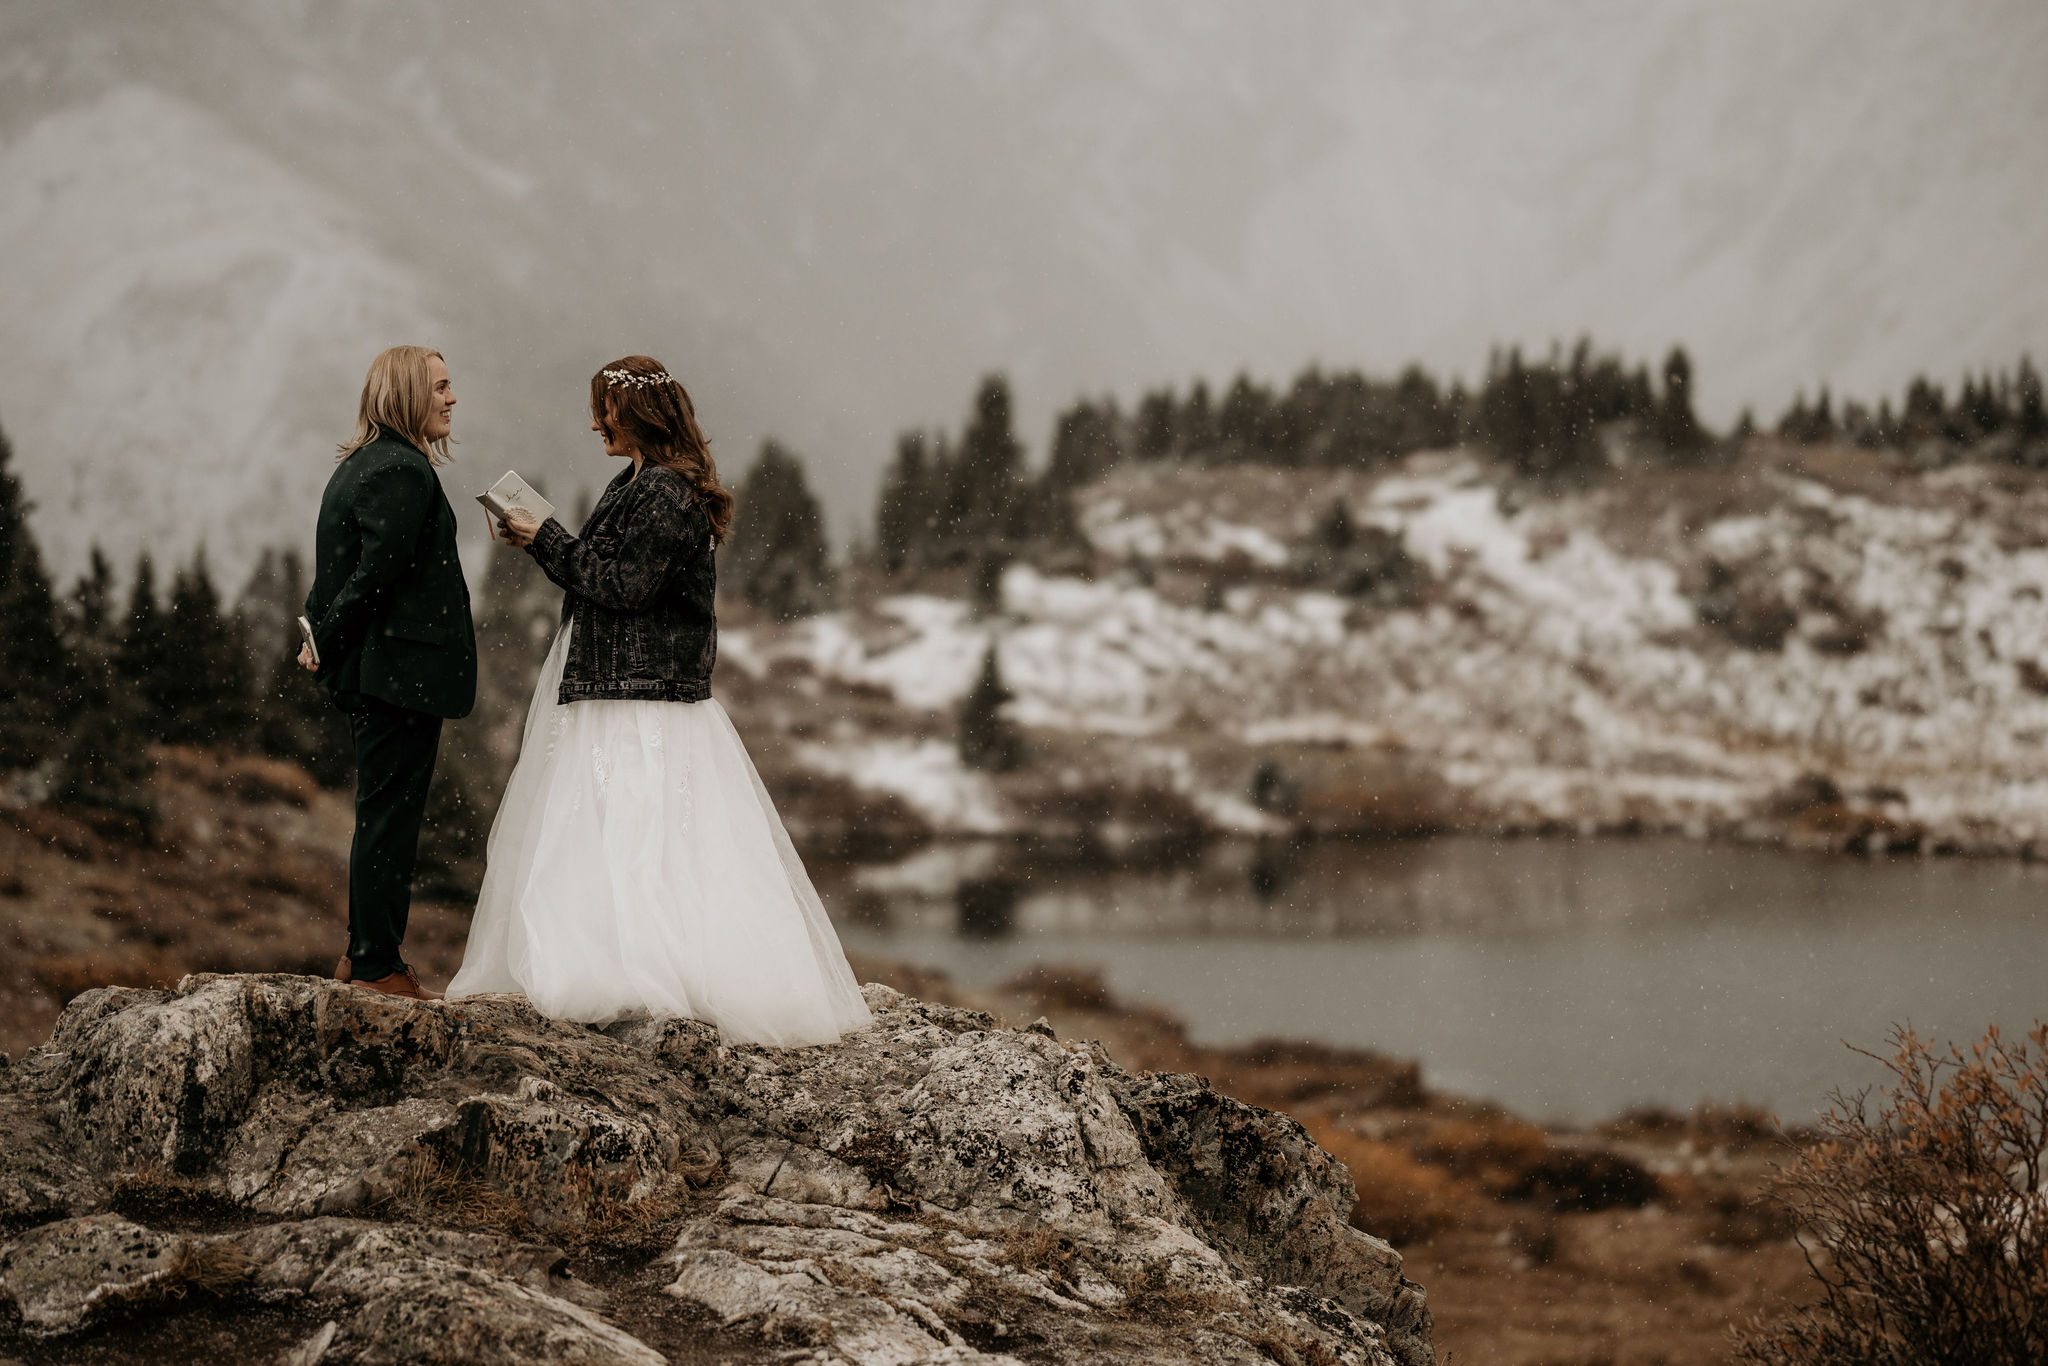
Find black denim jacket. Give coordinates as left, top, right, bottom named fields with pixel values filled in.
left=526, top=463, right=717, bottom=703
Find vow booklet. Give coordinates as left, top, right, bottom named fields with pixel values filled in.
left=477, top=470, right=555, bottom=526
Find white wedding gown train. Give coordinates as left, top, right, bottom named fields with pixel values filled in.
left=447, top=620, right=872, bottom=1045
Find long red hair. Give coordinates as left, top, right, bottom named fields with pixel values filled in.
left=590, top=355, right=734, bottom=543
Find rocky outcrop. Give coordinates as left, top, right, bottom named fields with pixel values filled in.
left=0, top=974, right=1431, bottom=1365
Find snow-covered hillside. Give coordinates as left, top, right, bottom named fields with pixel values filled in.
left=729, top=448, right=2048, bottom=856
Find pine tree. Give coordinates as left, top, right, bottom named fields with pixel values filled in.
left=0, top=418, right=72, bottom=769
left=1181, top=380, right=1216, bottom=456
left=1480, top=348, right=1535, bottom=468
left=1903, top=376, right=1947, bottom=441
left=1391, top=365, right=1455, bottom=455
left=875, top=431, right=937, bottom=573
left=958, top=643, right=1023, bottom=772
left=1653, top=346, right=1708, bottom=458
left=970, top=551, right=1010, bottom=617
left=1777, top=392, right=1813, bottom=442
left=1045, top=401, right=1122, bottom=493
left=1480, top=347, right=1600, bottom=481
left=1266, top=369, right=1318, bottom=464
left=1036, top=400, right=1121, bottom=551
left=1134, top=389, right=1178, bottom=461
left=155, top=549, right=253, bottom=748
left=1811, top=386, right=1837, bottom=442
left=55, top=545, right=157, bottom=828
left=116, top=552, right=169, bottom=713
left=1218, top=374, right=1272, bottom=456
left=948, top=375, right=1028, bottom=549
left=70, top=547, right=114, bottom=642
left=726, top=440, right=835, bottom=621
left=2017, top=357, right=2046, bottom=442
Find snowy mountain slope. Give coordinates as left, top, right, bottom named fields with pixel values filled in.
left=0, top=86, right=433, bottom=577
left=736, top=449, right=2048, bottom=855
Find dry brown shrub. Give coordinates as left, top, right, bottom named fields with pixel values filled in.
left=1735, top=1023, right=2048, bottom=1366
left=1214, top=1038, right=1426, bottom=1111
left=1409, top=1114, right=1657, bottom=1212
left=150, top=746, right=318, bottom=808
left=1597, top=1104, right=1689, bottom=1139
left=1306, top=1121, right=1479, bottom=1245
left=1294, top=777, right=1452, bottom=838
left=1000, top=963, right=1115, bottom=1013
left=1703, top=1188, right=1798, bottom=1251
left=33, top=952, right=179, bottom=1001
left=9, top=806, right=104, bottom=859
left=1413, top=1115, right=1554, bottom=1193
left=843, top=953, right=968, bottom=1005
left=215, top=755, right=319, bottom=808
left=1693, top=1102, right=1781, bottom=1148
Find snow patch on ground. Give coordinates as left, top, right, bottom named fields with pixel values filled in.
left=798, top=738, right=1008, bottom=834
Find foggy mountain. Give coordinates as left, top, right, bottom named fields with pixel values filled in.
left=0, top=1, right=2042, bottom=583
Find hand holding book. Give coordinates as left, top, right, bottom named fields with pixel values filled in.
left=478, top=471, right=555, bottom=547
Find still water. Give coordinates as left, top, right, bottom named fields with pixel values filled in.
left=822, top=836, right=2048, bottom=1124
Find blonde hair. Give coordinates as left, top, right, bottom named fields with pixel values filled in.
left=337, top=346, right=453, bottom=464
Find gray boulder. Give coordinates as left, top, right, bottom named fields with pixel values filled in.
left=0, top=974, right=1431, bottom=1366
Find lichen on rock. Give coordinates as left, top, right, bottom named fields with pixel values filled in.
left=0, top=974, right=1431, bottom=1365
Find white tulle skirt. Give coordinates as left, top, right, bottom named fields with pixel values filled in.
left=446, top=619, right=873, bottom=1046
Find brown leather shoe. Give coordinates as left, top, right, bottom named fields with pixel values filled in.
left=334, top=955, right=352, bottom=983
left=351, top=965, right=443, bottom=1002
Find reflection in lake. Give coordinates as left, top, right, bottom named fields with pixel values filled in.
left=820, top=836, right=2048, bottom=1123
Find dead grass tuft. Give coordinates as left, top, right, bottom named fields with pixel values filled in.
left=164, top=1238, right=253, bottom=1297
left=566, top=1178, right=698, bottom=1257
left=994, top=1224, right=1082, bottom=1280
left=110, top=1165, right=245, bottom=1228
left=1103, top=1257, right=1236, bottom=1319
left=1305, top=1122, right=1479, bottom=1246
left=371, top=1153, right=534, bottom=1237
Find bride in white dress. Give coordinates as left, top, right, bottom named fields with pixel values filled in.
left=446, top=356, right=871, bottom=1047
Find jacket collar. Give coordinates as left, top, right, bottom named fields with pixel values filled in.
left=369, top=425, right=432, bottom=460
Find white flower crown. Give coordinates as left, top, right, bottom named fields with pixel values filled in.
left=601, top=367, right=681, bottom=391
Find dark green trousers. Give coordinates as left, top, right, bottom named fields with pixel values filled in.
left=343, top=694, right=442, bottom=982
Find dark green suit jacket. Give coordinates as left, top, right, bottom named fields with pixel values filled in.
left=304, top=431, right=477, bottom=719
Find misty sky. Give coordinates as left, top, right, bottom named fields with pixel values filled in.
left=1, top=0, right=2044, bottom=568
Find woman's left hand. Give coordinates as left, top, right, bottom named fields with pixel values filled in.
left=500, top=510, right=542, bottom=547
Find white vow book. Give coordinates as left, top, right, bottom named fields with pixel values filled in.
left=477, top=470, right=555, bottom=527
